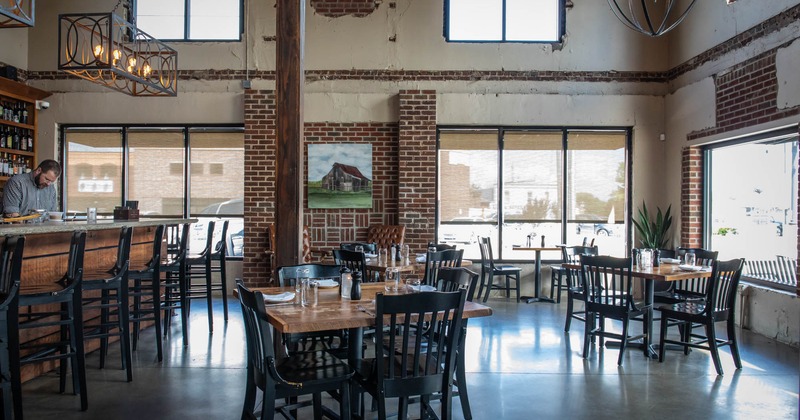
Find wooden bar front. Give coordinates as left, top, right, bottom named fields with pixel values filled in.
left=0, top=218, right=192, bottom=382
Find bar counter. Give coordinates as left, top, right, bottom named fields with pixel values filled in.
left=7, top=218, right=195, bottom=382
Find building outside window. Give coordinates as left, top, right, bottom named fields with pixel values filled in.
left=62, top=125, right=245, bottom=256
left=705, top=126, right=798, bottom=291
left=437, top=128, right=629, bottom=260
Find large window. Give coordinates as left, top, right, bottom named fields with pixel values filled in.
left=705, top=127, right=798, bottom=291
left=445, top=0, right=565, bottom=42
left=62, top=125, right=244, bottom=256
left=438, top=128, right=629, bottom=260
left=135, top=0, right=242, bottom=41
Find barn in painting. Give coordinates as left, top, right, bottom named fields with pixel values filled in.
left=321, top=162, right=371, bottom=192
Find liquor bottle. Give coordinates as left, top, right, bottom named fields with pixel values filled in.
left=27, top=130, right=32, bottom=151
left=20, top=130, right=25, bottom=151
left=0, top=127, right=5, bottom=148
left=21, top=105, right=28, bottom=125
left=0, top=102, right=4, bottom=121
left=0, top=154, right=6, bottom=176
left=12, top=128, right=19, bottom=150
left=6, top=128, right=12, bottom=149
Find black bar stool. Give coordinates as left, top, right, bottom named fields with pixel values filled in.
left=0, top=236, right=25, bottom=420
left=81, top=227, right=133, bottom=382
left=161, top=223, right=190, bottom=346
left=128, top=225, right=165, bottom=361
left=15, top=231, right=88, bottom=417
left=186, top=220, right=230, bottom=333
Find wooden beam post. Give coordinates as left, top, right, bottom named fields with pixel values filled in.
left=275, top=0, right=305, bottom=267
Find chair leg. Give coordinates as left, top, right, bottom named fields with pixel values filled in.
left=504, top=275, right=510, bottom=298
left=727, top=318, right=742, bottom=369
left=260, top=388, right=276, bottom=420
left=219, top=262, right=229, bottom=322
left=658, top=313, right=668, bottom=363
left=339, top=381, right=351, bottom=420
left=707, top=323, right=723, bottom=375
left=456, top=328, right=472, bottom=420
left=206, top=261, right=214, bottom=334
left=312, top=392, right=323, bottom=420
left=476, top=271, right=486, bottom=302
left=482, top=272, right=493, bottom=303
left=120, top=283, right=133, bottom=382
left=565, top=295, right=574, bottom=332
left=582, top=312, right=591, bottom=358
left=617, top=317, right=629, bottom=366
left=99, top=289, right=109, bottom=369
left=72, top=291, right=89, bottom=411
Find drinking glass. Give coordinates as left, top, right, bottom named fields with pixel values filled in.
left=385, top=267, right=400, bottom=293
left=405, top=276, right=421, bottom=293
left=379, top=247, right=387, bottom=263
left=295, top=268, right=309, bottom=305
left=303, top=281, right=319, bottom=307
left=640, top=249, right=653, bottom=269
left=685, top=252, right=696, bottom=267
left=402, top=244, right=410, bottom=263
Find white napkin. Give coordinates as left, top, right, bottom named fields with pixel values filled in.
left=316, top=279, right=339, bottom=288
left=262, top=292, right=295, bottom=303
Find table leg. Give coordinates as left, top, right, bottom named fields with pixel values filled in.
left=348, top=327, right=363, bottom=417
left=522, top=250, right=556, bottom=304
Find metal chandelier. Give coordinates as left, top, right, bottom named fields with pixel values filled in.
left=607, top=0, right=698, bottom=37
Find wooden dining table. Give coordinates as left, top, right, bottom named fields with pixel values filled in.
left=245, top=281, right=492, bottom=417
left=562, top=261, right=712, bottom=357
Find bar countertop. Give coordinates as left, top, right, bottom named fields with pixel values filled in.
left=0, top=218, right=196, bottom=236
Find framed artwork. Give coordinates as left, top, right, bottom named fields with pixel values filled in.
left=308, top=143, right=373, bottom=209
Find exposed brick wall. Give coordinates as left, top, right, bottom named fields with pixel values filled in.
left=303, top=122, right=400, bottom=253
left=797, top=125, right=799, bottom=297
left=243, top=90, right=277, bottom=288
left=310, top=0, right=379, bottom=17
left=397, top=90, right=437, bottom=254
left=688, top=47, right=800, bottom=140
left=681, top=146, right=703, bottom=248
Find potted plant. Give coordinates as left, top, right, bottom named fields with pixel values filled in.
left=631, top=202, right=673, bottom=265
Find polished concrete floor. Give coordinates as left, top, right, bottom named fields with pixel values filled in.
left=20, top=294, right=799, bottom=420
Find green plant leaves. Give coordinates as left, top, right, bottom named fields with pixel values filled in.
left=632, top=202, right=672, bottom=249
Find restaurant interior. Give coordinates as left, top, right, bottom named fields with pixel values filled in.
left=0, top=0, right=798, bottom=419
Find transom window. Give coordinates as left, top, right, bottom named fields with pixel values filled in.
left=437, top=128, right=630, bottom=261
left=445, top=0, right=565, bottom=43
left=135, top=0, right=242, bottom=41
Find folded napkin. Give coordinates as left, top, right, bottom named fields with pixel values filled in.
left=315, top=279, right=339, bottom=288
left=416, top=256, right=426, bottom=263
left=262, top=292, right=295, bottom=303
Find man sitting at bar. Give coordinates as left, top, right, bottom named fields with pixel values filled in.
left=2, top=159, right=61, bottom=218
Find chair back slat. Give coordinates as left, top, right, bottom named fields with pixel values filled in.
left=436, top=267, right=479, bottom=302
left=580, top=255, right=638, bottom=312
left=706, top=259, right=745, bottom=316
left=563, top=246, right=598, bottom=289
left=332, top=249, right=367, bottom=277
left=674, top=247, right=718, bottom=296
left=423, top=249, right=463, bottom=286
left=374, top=290, right=466, bottom=398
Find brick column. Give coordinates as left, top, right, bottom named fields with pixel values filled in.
left=397, top=90, right=437, bottom=253
left=243, top=90, right=277, bottom=287
left=681, top=146, right=703, bottom=248
left=797, top=125, right=799, bottom=297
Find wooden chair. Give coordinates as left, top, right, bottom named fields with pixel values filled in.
left=333, top=249, right=369, bottom=280
left=0, top=236, right=24, bottom=420
left=580, top=255, right=652, bottom=366
left=477, top=237, right=521, bottom=302
left=427, top=242, right=457, bottom=252
left=237, top=281, right=353, bottom=420
left=655, top=248, right=718, bottom=304
left=658, top=259, right=745, bottom=375
left=423, top=249, right=463, bottom=287
left=366, top=225, right=405, bottom=251
left=354, top=289, right=466, bottom=420
left=81, top=226, right=133, bottom=382
left=561, top=245, right=599, bottom=332
left=186, top=220, right=230, bottom=333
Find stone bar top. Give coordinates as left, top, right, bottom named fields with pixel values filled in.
left=0, top=218, right=196, bottom=236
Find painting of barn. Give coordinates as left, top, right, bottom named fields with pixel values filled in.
left=308, top=143, right=373, bottom=209
left=321, top=163, right=371, bottom=192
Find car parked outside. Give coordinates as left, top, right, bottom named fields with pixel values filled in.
left=190, top=198, right=244, bottom=256
left=574, top=214, right=614, bottom=236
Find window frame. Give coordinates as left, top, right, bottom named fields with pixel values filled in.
left=443, top=0, right=567, bottom=44
left=133, top=0, right=244, bottom=42
left=436, top=125, right=632, bottom=262
left=702, top=125, right=799, bottom=293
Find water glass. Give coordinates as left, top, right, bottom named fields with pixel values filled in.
left=303, top=281, right=319, bottom=307
left=685, top=252, right=696, bottom=267
left=295, top=268, right=310, bottom=304
left=640, top=249, right=653, bottom=269
left=87, top=207, right=97, bottom=223
left=385, top=267, right=400, bottom=293
left=379, top=247, right=388, bottom=263
left=403, top=244, right=410, bottom=263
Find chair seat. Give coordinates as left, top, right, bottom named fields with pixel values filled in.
left=657, top=301, right=706, bottom=317
left=82, top=267, right=119, bottom=281
left=277, top=351, right=354, bottom=386
left=493, top=265, right=521, bottom=273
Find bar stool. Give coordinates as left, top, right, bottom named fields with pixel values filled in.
left=0, top=236, right=24, bottom=420
left=186, top=220, right=230, bottom=333
left=128, top=225, right=165, bottom=361
left=81, top=227, right=133, bottom=382
left=161, top=223, right=190, bottom=346
left=15, top=231, right=88, bottom=417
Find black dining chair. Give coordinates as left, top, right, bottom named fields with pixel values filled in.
left=128, top=224, right=165, bottom=361
left=333, top=249, right=369, bottom=280
left=658, top=258, right=745, bottom=375
left=340, top=242, right=378, bottom=254
left=422, top=248, right=463, bottom=287
left=561, top=245, right=599, bottom=332
left=354, top=289, right=466, bottom=420
left=237, top=281, right=353, bottom=420
left=580, top=255, right=652, bottom=366
left=477, top=237, right=521, bottom=302
left=655, top=248, right=719, bottom=304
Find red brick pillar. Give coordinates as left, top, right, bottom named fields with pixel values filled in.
left=797, top=125, right=799, bottom=297
left=243, top=89, right=277, bottom=287
left=397, top=90, right=437, bottom=253
left=681, top=146, right=703, bottom=248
